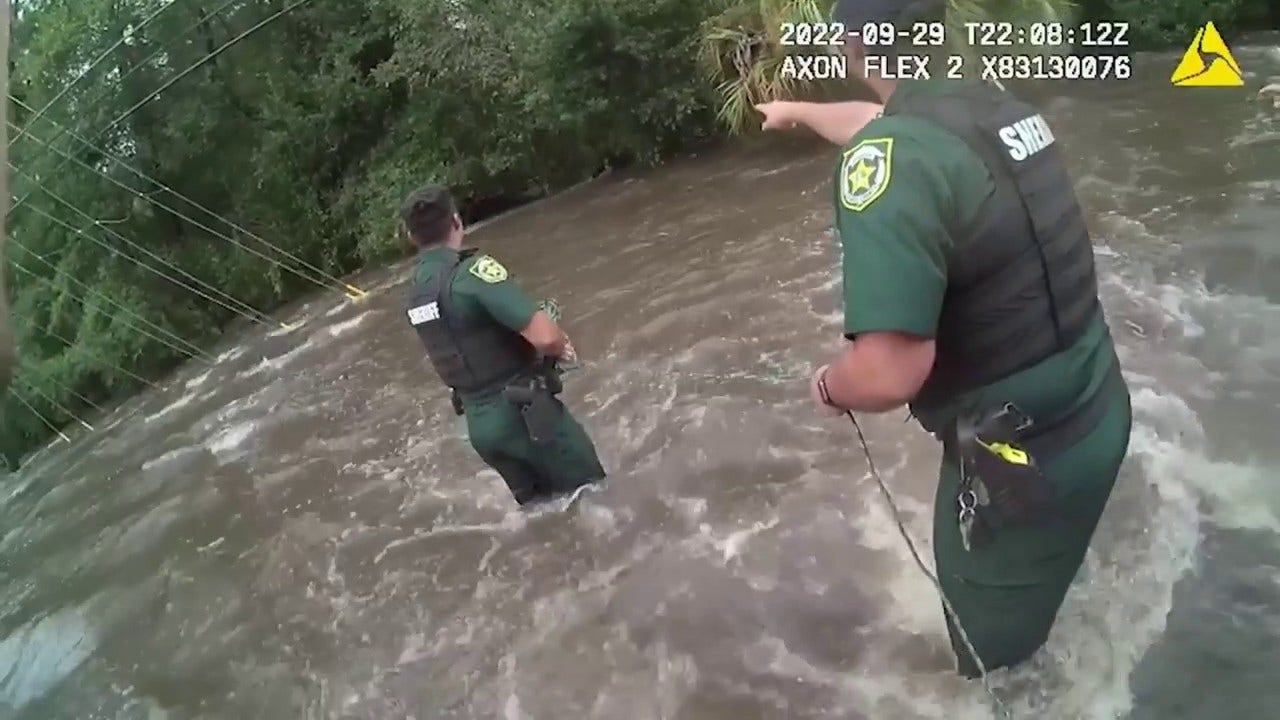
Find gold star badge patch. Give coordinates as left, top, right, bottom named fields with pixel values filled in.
left=839, top=138, right=893, bottom=212
left=469, top=255, right=509, bottom=283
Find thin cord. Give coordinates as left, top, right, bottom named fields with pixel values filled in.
left=15, top=193, right=273, bottom=327
left=844, top=410, right=1011, bottom=717
left=10, top=94, right=364, bottom=297
left=11, top=239, right=212, bottom=359
left=18, top=359, right=104, bottom=412
left=7, top=0, right=247, bottom=213
left=15, top=377, right=93, bottom=431
left=14, top=311, right=164, bottom=390
left=103, top=0, right=316, bottom=139
left=7, top=114, right=361, bottom=298
left=11, top=164, right=281, bottom=327
left=7, top=0, right=181, bottom=147
left=8, top=388, right=71, bottom=442
left=9, top=256, right=213, bottom=362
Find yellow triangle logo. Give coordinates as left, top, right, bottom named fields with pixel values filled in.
left=1170, top=21, right=1243, bottom=86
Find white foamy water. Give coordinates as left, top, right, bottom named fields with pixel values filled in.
left=321, top=312, right=371, bottom=338
left=183, top=369, right=212, bottom=390
left=142, top=391, right=199, bottom=424
left=204, top=420, right=257, bottom=460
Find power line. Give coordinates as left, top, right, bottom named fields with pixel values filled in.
left=7, top=388, right=71, bottom=443
left=7, top=0, right=182, bottom=148
left=7, top=113, right=364, bottom=300
left=8, top=255, right=213, bottom=362
left=15, top=376, right=93, bottom=431
left=13, top=187, right=275, bottom=328
left=18, top=358, right=104, bottom=412
left=8, top=0, right=249, bottom=212
left=104, top=0, right=317, bottom=136
left=9, top=0, right=314, bottom=217
left=10, top=239, right=212, bottom=360
left=12, top=311, right=162, bottom=390
left=10, top=163, right=283, bottom=327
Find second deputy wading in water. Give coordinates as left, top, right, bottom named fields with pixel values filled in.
left=401, top=185, right=605, bottom=506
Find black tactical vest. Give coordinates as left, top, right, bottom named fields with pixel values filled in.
left=406, top=249, right=536, bottom=394
left=884, top=82, right=1101, bottom=429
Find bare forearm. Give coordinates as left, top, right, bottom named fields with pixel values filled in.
left=789, top=101, right=883, bottom=146
left=520, top=310, right=567, bottom=358
left=824, top=348, right=908, bottom=412
left=540, top=333, right=568, bottom=359
left=822, top=335, right=934, bottom=413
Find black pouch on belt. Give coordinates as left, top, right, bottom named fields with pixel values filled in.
left=954, top=357, right=1127, bottom=544
left=957, top=403, right=1052, bottom=531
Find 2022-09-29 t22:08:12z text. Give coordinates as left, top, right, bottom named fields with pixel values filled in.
left=777, top=20, right=1132, bottom=81
left=777, top=20, right=1132, bottom=48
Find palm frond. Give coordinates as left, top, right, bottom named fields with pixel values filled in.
left=699, top=0, right=842, bottom=133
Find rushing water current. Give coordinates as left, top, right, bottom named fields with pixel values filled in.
left=2, top=47, right=1279, bottom=719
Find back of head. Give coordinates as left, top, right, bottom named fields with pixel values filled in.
left=402, top=184, right=458, bottom=248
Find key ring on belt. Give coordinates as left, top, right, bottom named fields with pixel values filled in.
left=957, top=488, right=977, bottom=523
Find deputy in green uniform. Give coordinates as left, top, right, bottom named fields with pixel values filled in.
left=759, top=0, right=1133, bottom=678
left=402, top=184, right=605, bottom=506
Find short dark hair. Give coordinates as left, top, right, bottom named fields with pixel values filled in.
left=401, top=184, right=457, bottom=246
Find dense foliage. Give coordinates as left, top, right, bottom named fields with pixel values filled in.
left=1, top=0, right=1275, bottom=464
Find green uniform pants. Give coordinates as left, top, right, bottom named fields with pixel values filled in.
left=932, top=385, right=1133, bottom=676
left=462, top=392, right=605, bottom=505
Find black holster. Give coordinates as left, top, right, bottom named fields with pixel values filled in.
left=502, top=359, right=562, bottom=445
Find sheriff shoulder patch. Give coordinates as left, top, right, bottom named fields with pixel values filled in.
left=469, top=255, right=508, bottom=283
left=839, top=137, right=894, bottom=212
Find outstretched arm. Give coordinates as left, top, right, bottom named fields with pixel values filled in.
left=756, top=100, right=883, bottom=146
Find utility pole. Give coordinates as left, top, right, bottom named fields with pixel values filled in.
left=0, top=0, right=14, bottom=394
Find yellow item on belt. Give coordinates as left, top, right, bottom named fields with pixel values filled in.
left=977, top=439, right=1030, bottom=466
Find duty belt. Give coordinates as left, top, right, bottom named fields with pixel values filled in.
left=944, top=353, right=1125, bottom=551
left=449, top=369, right=528, bottom=413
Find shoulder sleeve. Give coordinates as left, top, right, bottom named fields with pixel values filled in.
left=456, top=254, right=537, bottom=332
left=835, top=116, right=983, bottom=339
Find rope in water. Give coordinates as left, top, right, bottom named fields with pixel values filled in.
left=678, top=366, right=1010, bottom=713
left=844, top=411, right=1011, bottom=717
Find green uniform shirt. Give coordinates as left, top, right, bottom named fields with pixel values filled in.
left=412, top=246, right=538, bottom=339
left=834, top=79, right=1117, bottom=426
